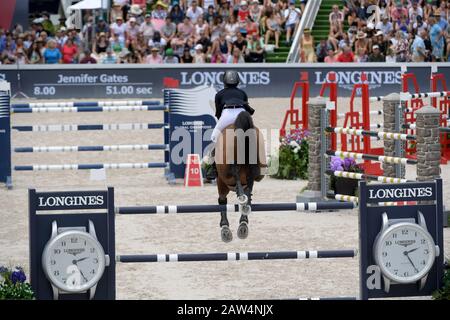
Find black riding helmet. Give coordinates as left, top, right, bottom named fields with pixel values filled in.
left=223, top=70, right=240, bottom=87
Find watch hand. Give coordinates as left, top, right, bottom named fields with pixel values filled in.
left=75, top=257, right=89, bottom=263
left=78, top=269, right=88, bottom=282
left=404, top=252, right=419, bottom=273
left=406, top=247, right=419, bottom=254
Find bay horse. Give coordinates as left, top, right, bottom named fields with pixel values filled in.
left=214, top=111, right=266, bottom=242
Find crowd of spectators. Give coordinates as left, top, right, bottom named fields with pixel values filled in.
left=305, top=0, right=450, bottom=63
left=0, top=0, right=304, bottom=65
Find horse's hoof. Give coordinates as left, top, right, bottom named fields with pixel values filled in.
left=238, top=194, right=248, bottom=205
left=221, top=226, right=233, bottom=243
left=237, top=222, right=249, bottom=239
left=241, top=204, right=251, bottom=215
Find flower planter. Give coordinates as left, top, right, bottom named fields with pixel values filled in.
left=334, top=177, right=358, bottom=196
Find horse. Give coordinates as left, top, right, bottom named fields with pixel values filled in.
left=214, top=111, right=266, bottom=242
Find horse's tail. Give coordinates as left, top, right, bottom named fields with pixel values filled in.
left=234, top=111, right=257, bottom=166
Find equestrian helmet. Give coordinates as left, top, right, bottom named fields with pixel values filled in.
left=223, top=70, right=240, bottom=86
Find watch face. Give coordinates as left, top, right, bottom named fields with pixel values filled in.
left=42, top=230, right=106, bottom=293
left=375, top=222, right=436, bottom=284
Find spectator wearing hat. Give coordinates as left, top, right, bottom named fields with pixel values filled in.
left=111, top=16, right=127, bottom=43
left=376, top=15, right=393, bottom=35
left=354, top=31, right=370, bottom=55
left=249, top=0, right=262, bottom=26
left=61, top=38, right=78, bottom=63
left=169, top=4, right=185, bottom=25
left=94, top=32, right=109, bottom=54
left=373, top=30, right=388, bottom=55
left=126, top=17, right=140, bottom=41
left=129, top=4, right=145, bottom=24
left=15, top=48, right=29, bottom=64
left=140, top=14, right=155, bottom=43
left=193, top=43, right=206, bottom=62
left=238, top=1, right=250, bottom=26
left=102, top=48, right=118, bottom=64
left=152, top=1, right=169, bottom=20
left=300, top=28, right=315, bottom=62
left=95, top=18, right=110, bottom=34
left=368, top=44, right=385, bottom=62
left=163, top=47, right=179, bottom=63
left=329, top=5, right=344, bottom=33
left=80, top=49, right=97, bottom=64
left=186, top=0, right=204, bottom=24
left=145, top=47, right=163, bottom=63
left=43, top=39, right=62, bottom=64
left=41, top=12, right=55, bottom=36
left=283, top=0, right=301, bottom=45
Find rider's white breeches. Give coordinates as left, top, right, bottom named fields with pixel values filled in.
left=211, top=108, right=246, bottom=143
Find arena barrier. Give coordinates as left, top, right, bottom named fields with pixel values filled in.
left=0, top=85, right=217, bottom=188
left=280, top=72, right=450, bottom=172
left=28, top=180, right=445, bottom=300
left=314, top=99, right=439, bottom=201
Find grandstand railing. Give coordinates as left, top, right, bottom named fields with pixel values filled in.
left=286, top=0, right=321, bottom=63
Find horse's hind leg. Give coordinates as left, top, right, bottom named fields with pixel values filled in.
left=218, top=178, right=232, bottom=243
left=231, top=165, right=247, bottom=205
left=238, top=169, right=255, bottom=240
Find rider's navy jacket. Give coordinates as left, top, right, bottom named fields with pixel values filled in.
left=214, top=86, right=255, bottom=119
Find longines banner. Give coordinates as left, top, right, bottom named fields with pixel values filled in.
left=0, top=63, right=447, bottom=99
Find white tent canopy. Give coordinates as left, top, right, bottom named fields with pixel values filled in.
left=65, top=0, right=108, bottom=30
left=68, top=0, right=107, bottom=11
